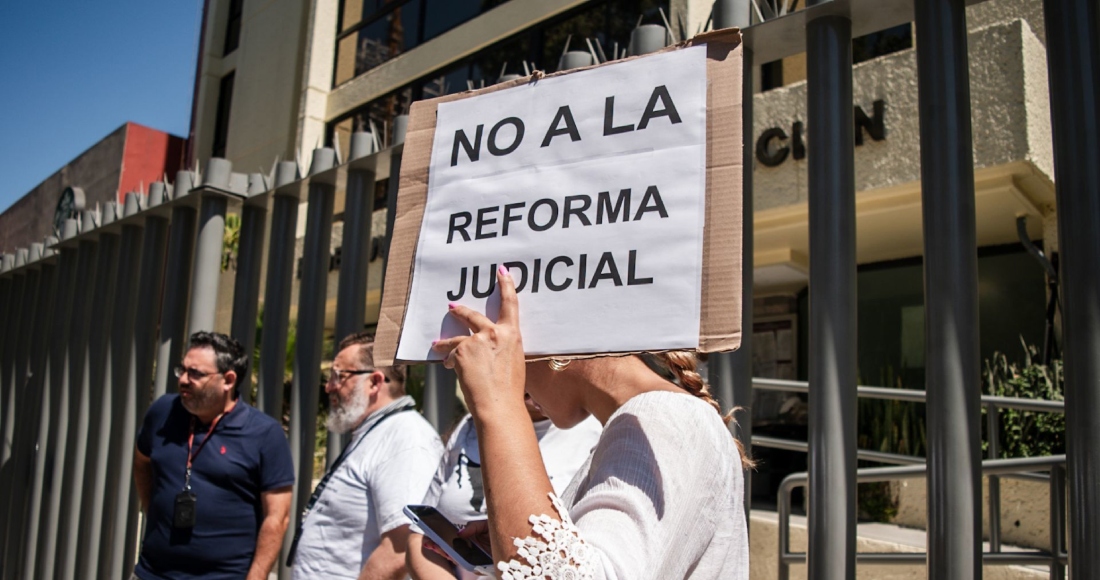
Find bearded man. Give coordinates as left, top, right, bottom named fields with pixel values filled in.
left=132, top=332, right=294, bottom=580
left=287, top=332, right=443, bottom=580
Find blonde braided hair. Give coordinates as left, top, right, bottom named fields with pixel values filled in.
left=645, top=351, right=755, bottom=470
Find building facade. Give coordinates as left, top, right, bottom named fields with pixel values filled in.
left=190, top=0, right=1058, bottom=499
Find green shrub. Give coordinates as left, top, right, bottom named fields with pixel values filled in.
left=981, top=341, right=1065, bottom=458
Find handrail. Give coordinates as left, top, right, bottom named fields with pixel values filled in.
left=752, top=377, right=1066, bottom=413
left=751, top=377, right=1067, bottom=578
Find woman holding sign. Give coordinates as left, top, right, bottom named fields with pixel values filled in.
left=431, top=266, right=750, bottom=580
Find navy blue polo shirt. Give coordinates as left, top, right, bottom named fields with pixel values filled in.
left=135, top=394, right=295, bottom=579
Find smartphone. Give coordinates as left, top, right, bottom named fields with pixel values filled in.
left=403, top=505, right=495, bottom=576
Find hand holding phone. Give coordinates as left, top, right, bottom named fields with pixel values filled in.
left=404, top=505, right=495, bottom=576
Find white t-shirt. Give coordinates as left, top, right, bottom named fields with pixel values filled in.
left=562, top=391, right=749, bottom=579
left=292, top=397, right=444, bottom=580
left=417, top=414, right=603, bottom=578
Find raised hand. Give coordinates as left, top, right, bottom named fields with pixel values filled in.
left=431, top=265, right=526, bottom=418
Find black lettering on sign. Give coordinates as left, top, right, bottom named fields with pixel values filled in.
left=546, top=256, right=574, bottom=291
left=503, top=261, right=529, bottom=292
left=475, top=207, right=498, bottom=240
left=502, top=202, right=525, bottom=236
left=637, top=85, right=682, bottom=130
left=528, top=199, right=559, bottom=232
left=603, top=96, right=635, bottom=136
left=597, top=189, right=631, bottom=224
left=541, top=106, right=582, bottom=147
left=627, top=250, right=653, bottom=285
left=563, top=195, right=592, bottom=228
left=755, top=127, right=789, bottom=168
left=854, top=100, right=886, bottom=145
left=488, top=117, right=525, bottom=156
left=451, top=125, right=483, bottom=167
left=448, top=212, right=472, bottom=243
left=447, top=267, right=467, bottom=300
left=634, top=185, right=669, bottom=220
left=471, top=264, right=497, bottom=298
left=589, top=252, right=623, bottom=288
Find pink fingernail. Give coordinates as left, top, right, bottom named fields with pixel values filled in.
left=448, top=302, right=458, bottom=310
left=498, top=264, right=510, bottom=277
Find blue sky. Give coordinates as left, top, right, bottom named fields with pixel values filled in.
left=0, top=0, right=202, bottom=213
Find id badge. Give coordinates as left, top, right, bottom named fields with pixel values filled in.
left=173, top=491, right=197, bottom=529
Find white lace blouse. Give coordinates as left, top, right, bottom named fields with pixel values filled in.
left=499, top=391, right=749, bottom=579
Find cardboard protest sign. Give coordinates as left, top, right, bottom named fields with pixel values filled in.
left=376, top=29, right=743, bottom=365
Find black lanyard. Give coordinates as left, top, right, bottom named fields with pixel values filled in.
left=286, top=402, right=415, bottom=566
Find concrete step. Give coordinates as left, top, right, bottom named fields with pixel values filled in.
left=748, top=510, right=1053, bottom=580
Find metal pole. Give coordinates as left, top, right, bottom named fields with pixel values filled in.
left=987, top=402, right=1002, bottom=552
left=331, top=133, right=377, bottom=465
left=282, top=148, right=337, bottom=580
left=711, top=0, right=754, bottom=519
left=112, top=183, right=171, bottom=580
left=1041, top=2, right=1100, bottom=577
left=257, top=161, right=300, bottom=419
left=154, top=171, right=199, bottom=398
left=915, top=1, right=983, bottom=577
left=423, top=365, right=457, bottom=431
left=97, top=193, right=145, bottom=580
left=1049, top=464, right=1066, bottom=580
left=804, top=8, right=857, bottom=580
left=55, top=213, right=103, bottom=580
left=17, top=245, right=58, bottom=580
left=34, top=219, right=82, bottom=580
left=0, top=252, right=26, bottom=554
left=189, top=159, right=233, bottom=335
left=230, top=174, right=269, bottom=395
left=1, top=250, right=33, bottom=577
left=75, top=204, right=122, bottom=578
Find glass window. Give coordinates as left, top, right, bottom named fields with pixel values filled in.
left=853, top=23, right=912, bottom=64
left=224, top=0, right=244, bottom=55
left=212, top=72, right=235, bottom=158
left=334, top=0, right=420, bottom=85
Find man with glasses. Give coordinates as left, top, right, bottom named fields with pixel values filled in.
left=289, top=332, right=442, bottom=580
left=132, top=331, right=294, bottom=580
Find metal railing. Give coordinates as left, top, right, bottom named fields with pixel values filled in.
left=751, top=378, right=1068, bottom=579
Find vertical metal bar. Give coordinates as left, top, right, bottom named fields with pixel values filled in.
left=778, top=482, right=791, bottom=580
left=112, top=184, right=171, bottom=580
left=35, top=219, right=83, bottom=580
left=74, top=204, right=122, bottom=579
left=1041, top=2, right=1100, bottom=578
left=230, top=174, right=269, bottom=394
left=0, top=253, right=26, bottom=557
left=1049, top=463, right=1066, bottom=580
left=1, top=250, right=33, bottom=577
left=154, top=171, right=199, bottom=398
left=189, top=159, right=233, bottom=335
left=97, top=194, right=144, bottom=580
left=423, top=365, right=457, bottom=431
left=915, top=3, right=984, bottom=578
left=987, top=402, right=1002, bottom=552
left=257, top=161, right=300, bottom=419
left=804, top=7, right=857, bottom=580
left=331, top=134, right=377, bottom=465
left=282, top=149, right=337, bottom=580
left=55, top=213, right=103, bottom=580
left=18, top=245, right=57, bottom=580
left=711, top=0, right=755, bottom=520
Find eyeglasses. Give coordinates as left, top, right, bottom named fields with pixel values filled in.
left=174, top=364, right=223, bottom=383
left=327, top=368, right=390, bottom=384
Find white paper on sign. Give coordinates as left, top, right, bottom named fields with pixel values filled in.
left=398, top=46, right=708, bottom=360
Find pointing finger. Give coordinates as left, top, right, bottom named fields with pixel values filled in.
left=496, top=264, right=520, bottom=328
left=447, top=302, right=493, bottom=333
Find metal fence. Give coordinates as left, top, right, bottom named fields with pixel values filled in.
left=751, top=377, right=1068, bottom=578
left=0, top=0, right=1097, bottom=579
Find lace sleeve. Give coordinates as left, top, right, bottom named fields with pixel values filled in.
left=497, top=494, right=596, bottom=580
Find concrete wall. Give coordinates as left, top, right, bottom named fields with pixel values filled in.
left=0, top=125, right=127, bottom=254
left=191, top=0, right=316, bottom=176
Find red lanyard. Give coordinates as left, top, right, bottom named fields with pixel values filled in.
left=183, top=400, right=237, bottom=491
